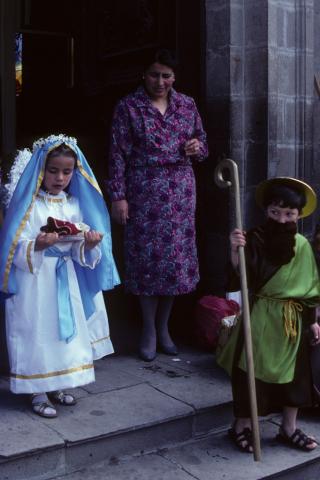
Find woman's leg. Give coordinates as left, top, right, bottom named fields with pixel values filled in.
left=156, top=295, right=177, bottom=353
left=138, top=295, right=158, bottom=361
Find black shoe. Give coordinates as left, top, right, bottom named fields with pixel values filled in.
left=139, top=348, right=156, bottom=362
left=158, top=344, right=178, bottom=356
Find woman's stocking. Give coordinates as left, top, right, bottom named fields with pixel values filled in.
left=156, top=295, right=176, bottom=351
left=138, top=295, right=158, bottom=358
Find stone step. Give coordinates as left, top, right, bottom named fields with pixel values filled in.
left=0, top=347, right=233, bottom=480
left=45, top=414, right=320, bottom=480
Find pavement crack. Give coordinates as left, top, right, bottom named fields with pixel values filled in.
left=151, top=385, right=196, bottom=411
left=24, top=410, right=67, bottom=442
left=156, top=450, right=202, bottom=479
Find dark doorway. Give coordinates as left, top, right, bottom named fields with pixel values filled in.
left=12, top=0, right=204, bottom=353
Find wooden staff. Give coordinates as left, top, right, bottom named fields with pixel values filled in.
left=214, top=158, right=261, bottom=461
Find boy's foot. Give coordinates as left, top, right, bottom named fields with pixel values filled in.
left=228, top=426, right=253, bottom=453
left=31, top=393, right=57, bottom=418
left=276, top=427, right=318, bottom=451
left=48, top=390, right=77, bottom=406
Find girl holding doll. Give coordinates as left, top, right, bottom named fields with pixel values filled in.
left=0, top=134, right=119, bottom=417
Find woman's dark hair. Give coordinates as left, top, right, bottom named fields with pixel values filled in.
left=46, top=143, right=77, bottom=165
left=262, top=184, right=306, bottom=212
left=143, top=48, right=178, bottom=73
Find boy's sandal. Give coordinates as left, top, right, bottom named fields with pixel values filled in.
left=228, top=426, right=253, bottom=453
left=48, top=390, right=77, bottom=406
left=276, top=427, right=318, bottom=452
left=31, top=395, right=57, bottom=418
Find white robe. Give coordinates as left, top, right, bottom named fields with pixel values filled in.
left=5, top=190, right=114, bottom=394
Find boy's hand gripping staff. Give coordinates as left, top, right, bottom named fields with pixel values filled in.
left=214, top=158, right=261, bottom=462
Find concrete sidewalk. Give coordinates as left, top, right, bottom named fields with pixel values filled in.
left=0, top=346, right=233, bottom=480
left=1, top=347, right=320, bottom=480
left=54, top=415, right=320, bottom=480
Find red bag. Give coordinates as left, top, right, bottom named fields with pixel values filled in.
left=194, top=295, right=240, bottom=350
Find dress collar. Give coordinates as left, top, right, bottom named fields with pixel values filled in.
left=134, top=85, right=181, bottom=110
left=37, top=189, right=69, bottom=204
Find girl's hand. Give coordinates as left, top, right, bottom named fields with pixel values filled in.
left=310, top=322, right=320, bottom=346
left=230, top=228, right=246, bottom=252
left=111, top=199, right=129, bottom=225
left=35, top=232, right=59, bottom=251
left=185, top=138, right=201, bottom=156
left=84, top=230, right=103, bottom=250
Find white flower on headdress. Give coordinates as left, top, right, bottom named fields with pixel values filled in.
left=32, top=134, right=77, bottom=152
left=2, top=148, right=32, bottom=207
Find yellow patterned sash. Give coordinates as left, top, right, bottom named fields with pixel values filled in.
left=255, top=294, right=303, bottom=342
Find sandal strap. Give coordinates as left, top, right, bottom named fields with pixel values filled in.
left=50, top=390, right=76, bottom=405
left=32, top=401, right=57, bottom=417
left=278, top=427, right=318, bottom=451
left=55, top=391, right=66, bottom=402
left=36, top=402, right=55, bottom=414
left=235, top=428, right=252, bottom=442
left=229, top=427, right=253, bottom=453
left=290, top=429, right=318, bottom=447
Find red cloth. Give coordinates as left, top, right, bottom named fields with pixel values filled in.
left=195, top=295, right=240, bottom=350
left=40, top=217, right=82, bottom=236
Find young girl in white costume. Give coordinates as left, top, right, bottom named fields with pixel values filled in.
left=0, top=134, right=120, bottom=417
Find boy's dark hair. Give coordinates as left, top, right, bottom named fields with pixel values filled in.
left=143, top=49, right=178, bottom=73
left=262, top=184, right=306, bottom=212
left=46, top=143, right=77, bottom=165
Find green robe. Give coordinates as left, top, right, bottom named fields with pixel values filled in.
left=217, top=233, right=320, bottom=384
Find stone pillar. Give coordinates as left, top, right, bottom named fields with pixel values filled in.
left=267, top=0, right=315, bottom=233
left=229, top=0, right=269, bottom=228
left=199, top=0, right=231, bottom=295
left=202, top=0, right=316, bottom=294
left=312, top=0, right=320, bottom=232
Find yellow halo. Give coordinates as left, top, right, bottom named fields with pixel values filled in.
left=255, top=177, right=317, bottom=218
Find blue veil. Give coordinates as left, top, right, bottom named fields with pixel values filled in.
left=0, top=135, right=120, bottom=312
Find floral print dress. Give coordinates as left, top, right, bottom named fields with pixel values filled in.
left=107, top=86, right=208, bottom=295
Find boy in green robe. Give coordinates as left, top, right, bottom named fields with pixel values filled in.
left=217, top=177, right=320, bottom=453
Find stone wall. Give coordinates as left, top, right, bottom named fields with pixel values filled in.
left=201, top=0, right=317, bottom=293
left=267, top=0, right=315, bottom=235
left=313, top=0, right=320, bottom=233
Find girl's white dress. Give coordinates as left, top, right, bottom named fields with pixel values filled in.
left=5, top=190, right=114, bottom=393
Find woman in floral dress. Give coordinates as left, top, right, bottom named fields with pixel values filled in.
left=107, top=49, right=208, bottom=361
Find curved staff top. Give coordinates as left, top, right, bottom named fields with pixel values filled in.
left=0, top=135, right=120, bottom=306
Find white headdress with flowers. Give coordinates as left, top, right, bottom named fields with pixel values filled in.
left=32, top=134, right=77, bottom=152
left=2, top=134, right=78, bottom=207
left=2, top=148, right=32, bottom=207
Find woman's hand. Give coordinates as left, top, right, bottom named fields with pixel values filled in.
left=185, top=138, right=201, bottom=156
left=84, top=231, right=104, bottom=250
left=35, top=232, right=59, bottom=251
left=310, top=322, right=320, bottom=346
left=111, top=199, right=129, bottom=225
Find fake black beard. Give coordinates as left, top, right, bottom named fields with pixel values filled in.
left=263, top=218, right=297, bottom=266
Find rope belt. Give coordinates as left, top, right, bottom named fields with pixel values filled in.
left=45, top=246, right=76, bottom=343
left=255, top=294, right=303, bottom=342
